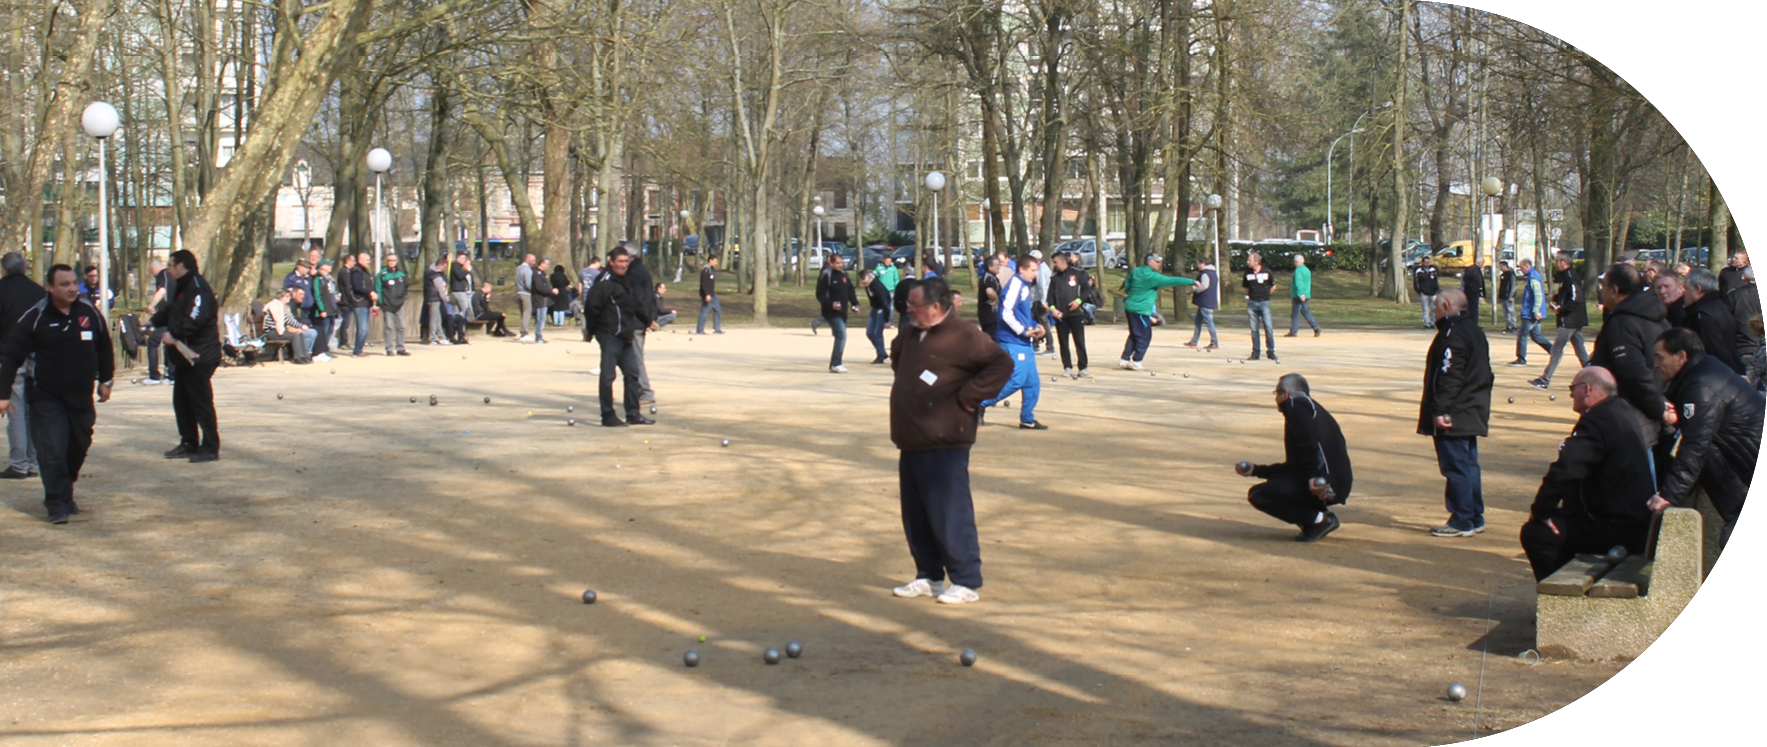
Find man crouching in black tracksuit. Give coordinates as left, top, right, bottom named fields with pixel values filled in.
left=1519, top=366, right=1657, bottom=581
left=1236, top=373, right=1354, bottom=542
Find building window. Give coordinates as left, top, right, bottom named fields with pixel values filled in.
left=833, top=190, right=847, bottom=209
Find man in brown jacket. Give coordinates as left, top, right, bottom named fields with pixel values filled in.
left=888, top=275, right=1014, bottom=605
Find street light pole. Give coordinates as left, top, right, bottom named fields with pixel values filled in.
left=812, top=204, right=825, bottom=269
left=82, top=102, right=119, bottom=317
left=1346, top=102, right=1392, bottom=246
left=925, top=171, right=946, bottom=269
left=1206, top=193, right=1223, bottom=272
left=367, top=148, right=392, bottom=267
left=1326, top=129, right=1361, bottom=245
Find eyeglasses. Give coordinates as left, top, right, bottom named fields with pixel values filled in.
left=1569, top=382, right=1589, bottom=393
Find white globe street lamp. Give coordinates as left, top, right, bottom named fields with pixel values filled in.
left=1205, top=193, right=1224, bottom=272
left=82, top=102, right=119, bottom=317
left=812, top=204, right=826, bottom=266
left=367, top=148, right=391, bottom=266
left=924, top=171, right=946, bottom=269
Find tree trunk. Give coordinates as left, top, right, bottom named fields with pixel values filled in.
left=1388, top=0, right=1411, bottom=302
left=419, top=83, right=451, bottom=269
left=1708, top=178, right=1729, bottom=273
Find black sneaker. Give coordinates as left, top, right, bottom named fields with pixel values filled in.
left=1249, top=353, right=1262, bottom=361
left=976, top=406, right=986, bottom=426
left=0, top=467, right=29, bottom=480
left=188, top=451, right=219, bottom=463
left=1295, top=512, right=1341, bottom=542
left=1269, top=354, right=1280, bottom=363
left=628, top=415, right=657, bottom=426
left=396, top=350, right=411, bottom=357
left=1314, top=328, right=1322, bottom=337
left=164, top=444, right=192, bottom=459
left=1019, top=420, right=1048, bottom=430
left=387, top=350, right=396, bottom=357
left=1529, top=378, right=1550, bottom=390
left=1506, top=359, right=1529, bottom=367
left=601, top=417, right=628, bottom=427
left=48, top=513, right=69, bottom=525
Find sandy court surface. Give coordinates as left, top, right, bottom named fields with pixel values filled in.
left=0, top=319, right=1630, bottom=745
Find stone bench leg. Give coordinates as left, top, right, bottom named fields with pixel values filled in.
left=1536, top=508, right=1703, bottom=661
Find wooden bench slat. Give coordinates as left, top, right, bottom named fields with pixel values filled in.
left=1537, top=554, right=1613, bottom=596
left=1588, top=557, right=1653, bottom=598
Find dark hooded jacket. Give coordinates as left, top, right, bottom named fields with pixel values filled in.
left=1684, top=292, right=1742, bottom=374
left=1253, top=393, right=1353, bottom=504
left=1527, top=396, right=1656, bottom=548
left=150, top=270, right=222, bottom=367
left=1660, top=351, right=1764, bottom=520
left=1590, top=290, right=1671, bottom=425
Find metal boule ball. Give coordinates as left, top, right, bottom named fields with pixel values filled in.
left=484, top=396, right=491, bottom=404
left=763, top=647, right=781, bottom=665
left=960, top=648, right=978, bottom=667
left=330, top=369, right=336, bottom=374
left=1002, top=400, right=1010, bottom=408
left=1150, top=372, right=1156, bottom=377
left=684, top=650, right=700, bottom=667
left=277, top=393, right=284, bottom=400
left=1236, top=461, right=1253, bottom=476
left=429, top=395, right=438, bottom=406
left=721, top=439, right=730, bottom=447
left=130, top=379, right=138, bottom=385
left=1446, top=682, right=1467, bottom=702
left=411, top=397, right=418, bottom=404
left=786, top=640, right=802, bottom=658
left=581, top=589, right=597, bottom=604
left=1549, top=394, right=1556, bottom=401
left=1183, top=373, right=1190, bottom=378
left=1507, top=397, right=1515, bottom=404
left=567, top=419, right=576, bottom=426
left=1605, top=545, right=1629, bottom=564
left=650, top=406, right=657, bottom=414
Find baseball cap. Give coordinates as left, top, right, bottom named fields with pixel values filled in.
left=1029, top=249, right=1043, bottom=259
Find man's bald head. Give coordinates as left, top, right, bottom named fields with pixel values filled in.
left=1570, top=366, right=1617, bottom=414
left=1437, top=289, right=1467, bottom=311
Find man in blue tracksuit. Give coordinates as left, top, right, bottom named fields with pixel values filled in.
left=1508, top=257, right=1553, bottom=366
left=980, top=256, right=1049, bottom=430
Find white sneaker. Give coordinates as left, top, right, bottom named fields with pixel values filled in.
left=1077, top=368, right=1091, bottom=378
left=143, top=377, right=164, bottom=385
left=1063, top=367, right=1074, bottom=378
left=1128, top=360, right=1147, bottom=371
left=438, top=339, right=453, bottom=346
left=313, top=353, right=332, bottom=362
left=936, top=584, right=980, bottom=604
left=590, top=367, right=602, bottom=375
left=892, top=578, right=946, bottom=598
left=1118, top=359, right=1133, bottom=370
left=830, top=365, right=849, bottom=374
left=518, top=334, right=534, bottom=343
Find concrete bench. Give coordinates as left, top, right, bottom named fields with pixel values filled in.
left=1535, top=507, right=1702, bottom=661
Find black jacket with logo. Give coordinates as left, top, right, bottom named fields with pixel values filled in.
left=1660, top=352, right=1764, bottom=516
left=150, top=271, right=222, bottom=367
left=1242, top=266, right=1275, bottom=302
left=1048, top=266, right=1091, bottom=317
left=1253, top=394, right=1354, bottom=504
left=816, top=267, right=856, bottom=319
left=1553, top=268, right=1588, bottom=329
left=1418, top=310, right=1493, bottom=438
left=1414, top=265, right=1440, bottom=296
left=0, top=298, right=115, bottom=409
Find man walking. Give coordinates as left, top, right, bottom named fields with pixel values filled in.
left=815, top=253, right=857, bottom=373
left=1650, top=328, right=1762, bottom=547
left=695, top=255, right=723, bottom=334
left=1497, top=260, right=1517, bottom=332
left=1518, top=366, right=1657, bottom=580
left=980, top=255, right=1049, bottom=429
left=1529, top=251, right=1591, bottom=390
left=1236, top=373, right=1353, bottom=542
left=1184, top=256, right=1220, bottom=351
left=0, top=252, right=45, bottom=480
left=583, top=248, right=657, bottom=427
left=153, top=250, right=222, bottom=463
left=863, top=271, right=890, bottom=364
left=1048, top=251, right=1092, bottom=378
left=1286, top=254, right=1320, bottom=338
left=349, top=252, right=375, bottom=356
left=1508, top=258, right=1552, bottom=366
left=1413, top=255, right=1440, bottom=328
left=888, top=275, right=1013, bottom=605
left=376, top=253, right=411, bottom=356
left=1243, top=252, right=1278, bottom=362
left=1419, top=289, right=1494, bottom=537
left=0, top=264, right=113, bottom=523
left=515, top=252, right=537, bottom=341
left=875, top=255, right=901, bottom=326
left=1119, top=254, right=1195, bottom=370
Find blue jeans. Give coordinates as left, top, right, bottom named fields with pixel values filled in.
left=351, top=307, right=371, bottom=354
left=1515, top=317, right=1551, bottom=361
left=1121, top=312, right=1154, bottom=361
left=1247, top=300, right=1275, bottom=355
left=899, top=449, right=982, bottom=589
left=866, top=308, right=888, bottom=361
left=826, top=314, right=847, bottom=367
left=1289, top=298, right=1319, bottom=333
left=981, top=341, right=1040, bottom=424
left=1188, top=307, right=1218, bottom=347
left=1434, top=436, right=1484, bottom=530
left=696, top=295, right=723, bottom=333
left=533, top=304, right=548, bottom=341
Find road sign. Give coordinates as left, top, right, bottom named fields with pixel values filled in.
left=1546, top=209, right=1565, bottom=222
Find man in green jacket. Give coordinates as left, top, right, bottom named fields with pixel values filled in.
left=875, top=256, right=902, bottom=325
left=1118, top=255, right=1195, bottom=370
left=1286, top=254, right=1321, bottom=337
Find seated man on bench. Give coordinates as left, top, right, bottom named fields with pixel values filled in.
left=1521, top=366, right=1656, bottom=580
left=263, top=289, right=315, bottom=364
left=473, top=282, right=512, bottom=337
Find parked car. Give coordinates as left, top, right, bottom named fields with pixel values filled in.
left=890, top=246, right=918, bottom=268
left=923, top=246, right=967, bottom=268
left=861, top=246, right=891, bottom=271
left=1053, top=237, right=1125, bottom=269
left=1677, top=246, right=1708, bottom=266
left=1633, top=248, right=1669, bottom=265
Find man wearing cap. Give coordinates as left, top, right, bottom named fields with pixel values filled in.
left=1236, top=373, right=1353, bottom=542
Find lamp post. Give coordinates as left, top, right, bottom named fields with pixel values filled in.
left=812, top=204, right=826, bottom=269
left=1346, top=102, right=1392, bottom=245
left=1206, top=193, right=1224, bottom=272
left=82, top=101, right=119, bottom=317
left=924, top=171, right=946, bottom=258
left=1479, top=175, right=1502, bottom=265
left=1326, top=128, right=1363, bottom=244
left=366, top=147, right=392, bottom=267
